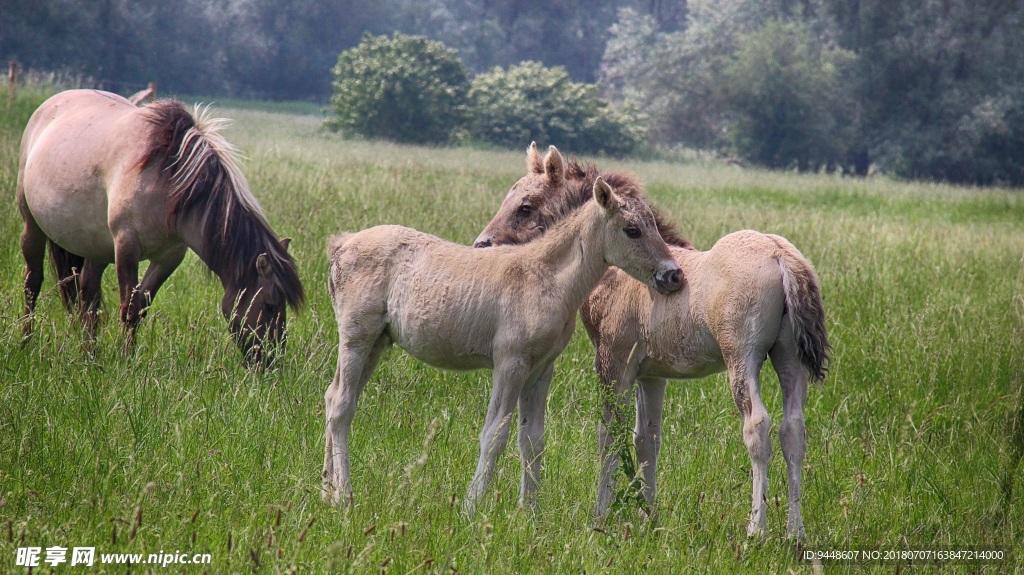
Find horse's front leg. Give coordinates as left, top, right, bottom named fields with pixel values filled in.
left=634, top=377, right=667, bottom=519
left=77, top=259, right=109, bottom=343
left=595, top=354, right=635, bottom=519
left=465, top=355, right=530, bottom=514
left=114, top=236, right=143, bottom=351
left=134, top=249, right=186, bottom=320
left=517, top=360, right=554, bottom=509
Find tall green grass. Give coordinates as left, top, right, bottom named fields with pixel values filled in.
left=1, top=92, right=1022, bottom=573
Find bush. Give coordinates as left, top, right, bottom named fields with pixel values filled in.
left=721, top=20, right=856, bottom=171
left=466, top=62, right=645, bottom=156
left=326, top=33, right=470, bottom=145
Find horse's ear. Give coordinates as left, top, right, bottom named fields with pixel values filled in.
left=527, top=141, right=544, bottom=174
left=544, top=145, right=565, bottom=187
left=593, top=177, right=618, bottom=212
left=280, top=237, right=291, bottom=253
left=256, top=253, right=272, bottom=277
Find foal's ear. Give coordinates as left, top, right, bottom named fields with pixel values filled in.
left=280, top=237, right=291, bottom=253
left=544, top=145, right=565, bottom=187
left=527, top=141, right=544, bottom=174
left=256, top=253, right=272, bottom=278
left=593, top=177, right=618, bottom=212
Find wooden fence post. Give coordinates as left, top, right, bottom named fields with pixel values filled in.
left=128, top=81, right=157, bottom=105
left=7, top=61, right=16, bottom=109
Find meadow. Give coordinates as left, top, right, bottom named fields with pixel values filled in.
left=1, top=87, right=1022, bottom=574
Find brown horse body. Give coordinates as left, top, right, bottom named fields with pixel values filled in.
left=475, top=144, right=830, bottom=539
left=17, top=89, right=303, bottom=365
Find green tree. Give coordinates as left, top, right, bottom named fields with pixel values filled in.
left=599, top=2, right=778, bottom=150
left=467, top=61, right=645, bottom=156
left=721, top=19, right=855, bottom=170
left=821, top=0, right=1024, bottom=182
left=326, top=33, right=470, bottom=145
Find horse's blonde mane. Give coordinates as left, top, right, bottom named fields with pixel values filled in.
left=174, top=104, right=268, bottom=228
left=138, top=99, right=304, bottom=309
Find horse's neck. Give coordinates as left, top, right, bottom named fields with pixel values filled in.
left=527, top=202, right=608, bottom=312
left=174, top=215, right=232, bottom=289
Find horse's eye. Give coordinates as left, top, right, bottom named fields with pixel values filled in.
left=518, top=204, right=532, bottom=216
left=624, top=226, right=642, bottom=239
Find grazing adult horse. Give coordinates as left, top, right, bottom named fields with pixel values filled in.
left=17, top=89, right=303, bottom=366
left=323, top=175, right=683, bottom=511
left=474, top=144, right=830, bottom=540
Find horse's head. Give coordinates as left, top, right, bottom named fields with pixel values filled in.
left=222, top=238, right=302, bottom=368
left=474, top=143, right=570, bottom=248
left=592, top=177, right=683, bottom=295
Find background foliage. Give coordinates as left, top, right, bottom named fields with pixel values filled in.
left=466, top=62, right=644, bottom=156
left=5, top=0, right=1024, bottom=182
left=326, top=33, right=470, bottom=145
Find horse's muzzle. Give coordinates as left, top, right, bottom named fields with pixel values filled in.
left=654, top=267, right=684, bottom=294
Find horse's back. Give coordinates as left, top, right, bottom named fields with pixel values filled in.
left=18, top=90, right=161, bottom=261
left=329, top=225, right=540, bottom=370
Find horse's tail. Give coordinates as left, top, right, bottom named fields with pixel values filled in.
left=773, top=235, right=831, bottom=383
left=48, top=240, right=83, bottom=312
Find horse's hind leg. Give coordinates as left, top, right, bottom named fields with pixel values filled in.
left=769, top=321, right=810, bottom=541
left=727, top=354, right=771, bottom=537
left=635, top=377, right=667, bottom=518
left=19, top=216, right=47, bottom=341
left=322, top=331, right=389, bottom=505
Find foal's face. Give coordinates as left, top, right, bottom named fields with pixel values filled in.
left=222, top=255, right=288, bottom=368
left=473, top=172, right=556, bottom=248
left=594, top=179, right=683, bottom=295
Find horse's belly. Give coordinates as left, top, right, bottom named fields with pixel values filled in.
left=24, top=179, right=116, bottom=261
left=642, top=331, right=725, bottom=380
left=387, top=314, right=494, bottom=371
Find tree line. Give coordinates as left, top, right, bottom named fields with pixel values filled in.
left=4, top=0, right=1023, bottom=184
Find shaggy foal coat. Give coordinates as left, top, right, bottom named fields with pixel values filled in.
left=323, top=177, right=682, bottom=511
left=475, top=144, right=829, bottom=539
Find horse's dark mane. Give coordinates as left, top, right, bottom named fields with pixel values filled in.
left=562, top=159, right=692, bottom=249
left=136, top=100, right=304, bottom=309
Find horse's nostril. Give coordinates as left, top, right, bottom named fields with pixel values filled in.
left=473, top=238, right=492, bottom=249
left=669, top=269, right=682, bottom=286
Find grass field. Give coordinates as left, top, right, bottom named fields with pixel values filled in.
left=1, top=88, right=1022, bottom=574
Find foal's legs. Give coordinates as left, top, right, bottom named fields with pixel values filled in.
left=322, top=331, right=389, bottom=505
left=769, top=320, right=810, bottom=541
left=465, top=355, right=530, bottom=513
left=517, top=360, right=553, bottom=508
left=727, top=354, right=771, bottom=537
left=19, top=216, right=47, bottom=341
left=595, top=360, right=634, bottom=518
left=635, top=377, right=668, bottom=515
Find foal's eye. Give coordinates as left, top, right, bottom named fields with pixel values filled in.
left=518, top=204, right=533, bottom=216
left=624, top=226, right=642, bottom=239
